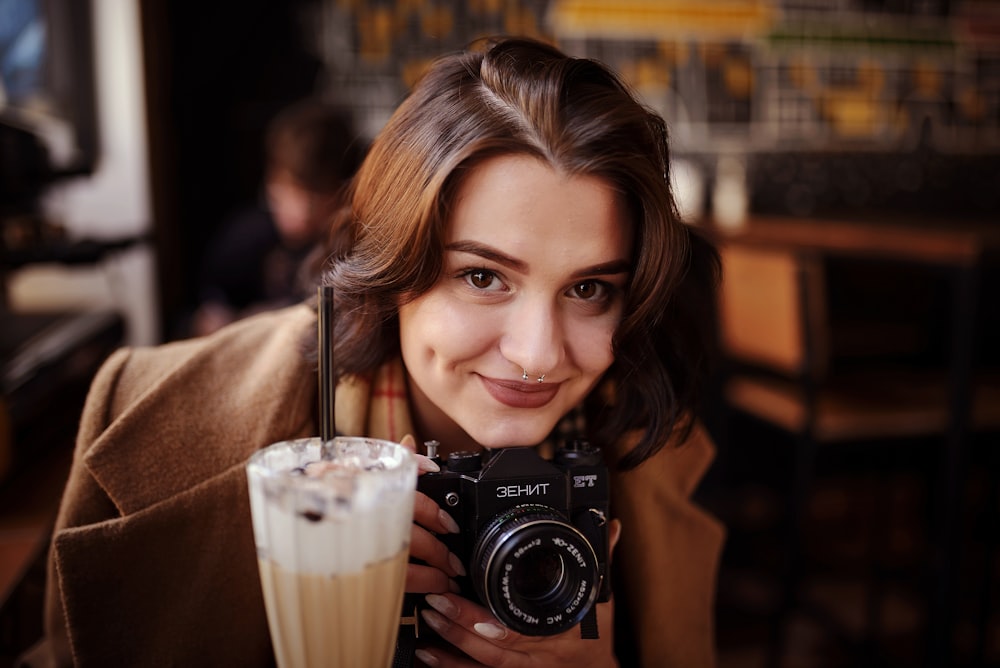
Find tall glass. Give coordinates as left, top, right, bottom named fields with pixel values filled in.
left=247, top=437, right=416, bottom=668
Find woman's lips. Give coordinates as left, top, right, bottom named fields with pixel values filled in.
left=480, top=376, right=559, bottom=409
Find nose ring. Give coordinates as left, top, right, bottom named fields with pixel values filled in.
left=522, top=368, right=545, bottom=383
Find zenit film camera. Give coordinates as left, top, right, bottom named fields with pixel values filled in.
left=416, top=441, right=611, bottom=637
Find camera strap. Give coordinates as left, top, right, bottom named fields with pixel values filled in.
left=580, top=606, right=599, bottom=639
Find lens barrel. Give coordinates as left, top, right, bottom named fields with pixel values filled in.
left=470, top=504, right=601, bottom=636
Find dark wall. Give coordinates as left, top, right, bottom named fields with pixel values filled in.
left=140, top=0, right=323, bottom=340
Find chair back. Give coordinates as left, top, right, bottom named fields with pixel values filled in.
left=717, top=242, right=829, bottom=381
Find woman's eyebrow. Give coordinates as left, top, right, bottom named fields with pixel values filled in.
left=570, top=260, right=632, bottom=280
left=445, top=240, right=632, bottom=278
left=445, top=241, right=527, bottom=272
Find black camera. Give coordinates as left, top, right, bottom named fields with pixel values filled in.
left=416, top=440, right=611, bottom=637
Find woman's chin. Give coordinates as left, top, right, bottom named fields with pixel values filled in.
left=466, top=423, right=555, bottom=450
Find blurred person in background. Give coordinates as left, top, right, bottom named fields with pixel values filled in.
left=191, top=98, right=364, bottom=337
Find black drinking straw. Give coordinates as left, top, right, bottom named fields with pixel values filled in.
left=318, top=285, right=336, bottom=442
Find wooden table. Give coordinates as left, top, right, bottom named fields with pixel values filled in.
left=711, top=214, right=994, bottom=265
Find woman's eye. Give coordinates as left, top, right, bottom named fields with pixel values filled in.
left=571, top=280, right=605, bottom=301
left=462, top=269, right=501, bottom=291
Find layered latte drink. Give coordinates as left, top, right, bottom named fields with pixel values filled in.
left=247, top=437, right=416, bottom=668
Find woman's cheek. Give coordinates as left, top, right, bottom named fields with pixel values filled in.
left=573, top=317, right=618, bottom=374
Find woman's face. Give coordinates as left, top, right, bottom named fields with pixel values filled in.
left=398, top=154, right=633, bottom=451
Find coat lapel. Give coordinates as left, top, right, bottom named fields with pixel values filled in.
left=610, top=424, right=725, bottom=668
left=54, top=465, right=277, bottom=666
left=53, top=306, right=320, bottom=665
left=83, top=306, right=317, bottom=516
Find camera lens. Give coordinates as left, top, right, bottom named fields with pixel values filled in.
left=511, top=549, right=564, bottom=601
left=471, top=505, right=601, bottom=636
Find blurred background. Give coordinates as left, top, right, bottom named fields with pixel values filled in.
left=1, top=1, right=998, bottom=666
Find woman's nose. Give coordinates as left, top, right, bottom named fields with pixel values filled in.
left=500, top=298, right=565, bottom=377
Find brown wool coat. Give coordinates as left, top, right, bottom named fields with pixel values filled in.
left=21, top=304, right=724, bottom=667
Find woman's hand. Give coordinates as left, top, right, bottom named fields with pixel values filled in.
left=413, top=519, right=623, bottom=668
left=401, top=435, right=465, bottom=594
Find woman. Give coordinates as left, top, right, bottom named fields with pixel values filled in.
left=22, top=37, right=723, bottom=667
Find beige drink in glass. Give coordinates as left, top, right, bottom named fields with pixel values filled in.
left=247, top=437, right=416, bottom=668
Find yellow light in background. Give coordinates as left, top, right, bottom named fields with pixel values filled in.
left=913, top=60, right=943, bottom=97
left=856, top=58, right=886, bottom=95
left=787, top=58, right=818, bottom=92
left=469, top=0, right=505, bottom=13
left=956, top=87, right=986, bottom=122
left=505, top=5, right=542, bottom=39
left=356, top=6, right=397, bottom=64
left=634, top=56, right=672, bottom=90
left=549, top=0, right=774, bottom=40
left=724, top=57, right=754, bottom=99
left=401, top=58, right=435, bottom=88
left=421, top=6, right=454, bottom=39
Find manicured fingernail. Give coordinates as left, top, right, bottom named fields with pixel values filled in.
left=474, top=622, right=507, bottom=640
left=448, top=578, right=461, bottom=594
left=438, top=509, right=460, bottom=534
left=425, top=593, right=458, bottom=618
left=420, top=608, right=448, bottom=633
left=416, top=455, right=440, bottom=473
left=414, top=648, right=438, bottom=666
left=448, top=552, right=466, bottom=576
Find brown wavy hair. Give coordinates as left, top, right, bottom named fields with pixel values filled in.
left=318, top=37, right=719, bottom=469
